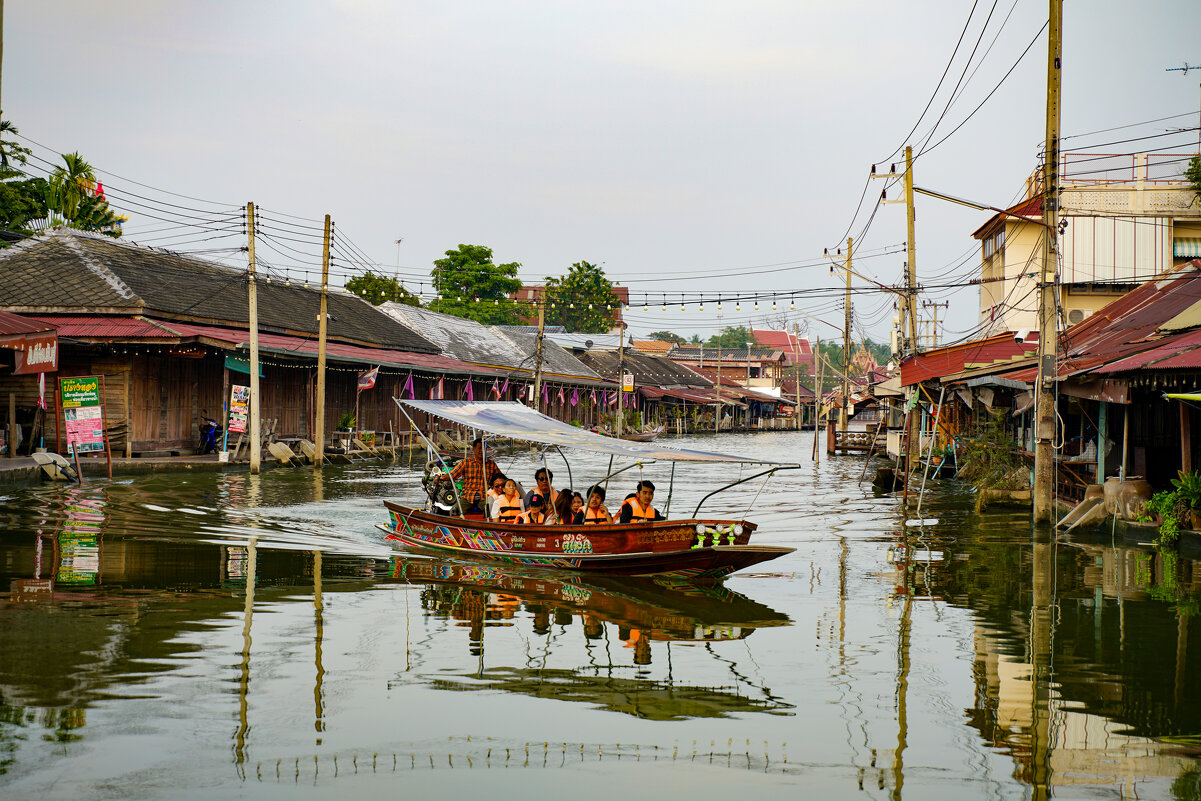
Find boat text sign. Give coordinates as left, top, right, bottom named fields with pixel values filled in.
left=61, top=376, right=105, bottom=455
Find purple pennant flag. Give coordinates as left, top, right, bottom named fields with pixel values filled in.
left=501, top=378, right=510, bottom=395
left=465, top=379, right=474, bottom=401
left=403, top=373, right=415, bottom=399
left=542, top=385, right=550, bottom=403
left=570, top=388, right=579, bottom=407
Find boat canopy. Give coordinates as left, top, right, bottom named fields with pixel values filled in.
left=396, top=399, right=789, bottom=464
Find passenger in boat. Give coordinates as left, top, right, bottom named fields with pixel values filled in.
left=549, top=489, right=575, bottom=525
left=525, top=468, right=558, bottom=509
left=618, top=480, right=663, bottom=524
left=486, top=475, right=507, bottom=515
left=447, top=438, right=501, bottom=514
left=491, top=478, right=525, bottom=523
left=583, top=486, right=613, bottom=525
left=571, top=492, right=585, bottom=524
left=521, top=493, right=548, bottom=525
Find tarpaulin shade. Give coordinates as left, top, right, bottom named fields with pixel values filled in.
left=397, top=399, right=789, bottom=464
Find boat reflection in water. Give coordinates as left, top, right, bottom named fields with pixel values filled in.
left=389, top=558, right=794, bottom=720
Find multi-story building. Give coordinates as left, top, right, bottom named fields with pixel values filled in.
left=976, top=151, right=1201, bottom=335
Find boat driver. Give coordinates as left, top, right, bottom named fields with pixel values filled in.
left=618, top=480, right=664, bottom=524
left=448, top=438, right=501, bottom=515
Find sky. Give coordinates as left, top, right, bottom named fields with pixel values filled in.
left=5, top=0, right=1200, bottom=348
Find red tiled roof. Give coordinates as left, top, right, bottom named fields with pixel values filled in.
left=971, top=195, right=1043, bottom=239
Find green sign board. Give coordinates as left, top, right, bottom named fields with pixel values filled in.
left=60, top=376, right=106, bottom=455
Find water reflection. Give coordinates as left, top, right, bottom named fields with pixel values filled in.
left=0, top=446, right=1198, bottom=797
left=388, top=560, right=793, bottom=720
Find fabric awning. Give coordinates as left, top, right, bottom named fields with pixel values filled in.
left=396, top=399, right=790, bottom=464
left=1175, top=238, right=1201, bottom=259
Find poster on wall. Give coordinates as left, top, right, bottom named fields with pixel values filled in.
left=60, top=376, right=105, bottom=456
left=228, top=385, right=249, bottom=434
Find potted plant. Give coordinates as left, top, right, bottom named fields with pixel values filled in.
left=1170, top=469, right=1201, bottom=530
left=335, top=412, right=356, bottom=432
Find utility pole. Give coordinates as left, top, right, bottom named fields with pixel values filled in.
left=615, top=322, right=626, bottom=437
left=246, top=202, right=261, bottom=475
left=533, top=295, right=545, bottom=412
left=871, top=147, right=920, bottom=356
left=841, top=238, right=852, bottom=432
left=314, top=215, right=331, bottom=467
left=716, top=335, right=723, bottom=434
left=793, top=323, right=803, bottom=431
left=0, top=0, right=5, bottom=117
left=921, top=300, right=949, bottom=348
left=1164, top=62, right=1201, bottom=152
left=1034, top=0, right=1063, bottom=524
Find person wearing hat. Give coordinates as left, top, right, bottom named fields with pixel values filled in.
left=521, top=493, right=549, bottom=525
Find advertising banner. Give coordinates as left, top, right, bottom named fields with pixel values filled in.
left=60, top=376, right=105, bottom=455
left=228, top=385, right=250, bottom=434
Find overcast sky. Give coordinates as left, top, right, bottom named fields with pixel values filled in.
left=6, top=1, right=1200, bottom=346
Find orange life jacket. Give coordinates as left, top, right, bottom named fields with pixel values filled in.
left=522, top=509, right=545, bottom=525
left=622, top=497, right=657, bottom=523
left=584, top=506, right=609, bottom=524
left=496, top=496, right=524, bottom=523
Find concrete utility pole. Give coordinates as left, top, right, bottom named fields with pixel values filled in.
left=615, top=322, right=625, bottom=437
left=921, top=300, right=949, bottom=348
left=793, top=323, right=803, bottom=431
left=247, top=202, right=261, bottom=475
left=841, top=238, right=852, bottom=432
left=1034, top=0, right=1063, bottom=524
left=314, top=215, right=331, bottom=467
left=871, top=147, right=920, bottom=356
left=532, top=295, right=545, bottom=412
left=1, top=0, right=5, bottom=117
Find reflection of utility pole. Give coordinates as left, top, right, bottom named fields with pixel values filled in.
left=1030, top=535, right=1055, bottom=801
left=235, top=538, right=257, bottom=770
left=313, top=550, right=325, bottom=744
left=893, top=543, right=912, bottom=801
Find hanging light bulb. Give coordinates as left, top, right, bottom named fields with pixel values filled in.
left=789, top=297, right=795, bottom=310
left=699, top=301, right=704, bottom=312
left=753, top=301, right=759, bottom=311
left=680, top=301, right=685, bottom=312
left=772, top=299, right=777, bottom=311
left=735, top=302, right=741, bottom=311
left=643, top=302, right=649, bottom=312
left=661, top=302, right=667, bottom=312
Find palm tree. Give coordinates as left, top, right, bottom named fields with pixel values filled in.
left=49, top=152, right=97, bottom=221
left=0, top=114, right=33, bottom=172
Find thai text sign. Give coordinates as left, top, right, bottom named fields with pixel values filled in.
left=13, top=334, right=58, bottom=374
left=60, top=376, right=105, bottom=454
left=228, top=385, right=249, bottom=434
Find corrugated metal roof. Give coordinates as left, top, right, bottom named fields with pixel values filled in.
left=29, top=315, right=177, bottom=338
left=900, top=332, right=1039, bottom=386
left=578, top=350, right=711, bottom=389
left=0, top=310, right=56, bottom=336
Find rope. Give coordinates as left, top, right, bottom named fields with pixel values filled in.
left=742, top=469, right=776, bottom=520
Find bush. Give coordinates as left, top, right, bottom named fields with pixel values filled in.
left=956, top=410, right=1028, bottom=491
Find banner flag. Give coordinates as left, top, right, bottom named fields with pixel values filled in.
left=357, top=366, right=379, bottom=391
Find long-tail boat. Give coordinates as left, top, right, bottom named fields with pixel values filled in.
left=380, top=400, right=797, bottom=580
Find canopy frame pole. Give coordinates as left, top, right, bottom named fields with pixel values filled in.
left=554, top=446, right=573, bottom=495
left=603, top=455, right=614, bottom=494
left=592, top=460, right=651, bottom=497
left=692, top=465, right=801, bottom=518
left=665, top=461, right=677, bottom=518
left=394, top=398, right=465, bottom=514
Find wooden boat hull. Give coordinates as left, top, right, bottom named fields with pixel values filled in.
left=381, top=502, right=793, bottom=579
left=618, top=426, right=665, bottom=443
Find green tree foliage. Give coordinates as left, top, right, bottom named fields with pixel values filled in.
left=0, top=176, right=49, bottom=244
left=543, top=261, right=619, bottom=333
left=49, top=152, right=97, bottom=221
left=705, top=325, right=758, bottom=349
left=345, top=270, right=421, bottom=306
left=429, top=244, right=523, bottom=325
left=1186, top=155, right=1201, bottom=199
left=0, top=115, right=32, bottom=172
left=648, top=331, right=686, bottom=344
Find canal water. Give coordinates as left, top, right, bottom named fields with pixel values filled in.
left=1, top=431, right=1199, bottom=800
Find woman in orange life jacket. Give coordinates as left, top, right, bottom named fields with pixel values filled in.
left=583, top=485, right=613, bottom=525
left=491, top=478, right=525, bottom=524
left=486, top=475, right=507, bottom=518
left=618, top=480, right=663, bottom=524
left=521, top=493, right=548, bottom=525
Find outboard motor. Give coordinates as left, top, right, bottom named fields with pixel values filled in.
left=421, top=459, right=463, bottom=515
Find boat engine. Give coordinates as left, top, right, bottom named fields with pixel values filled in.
left=422, top=459, right=463, bottom=515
